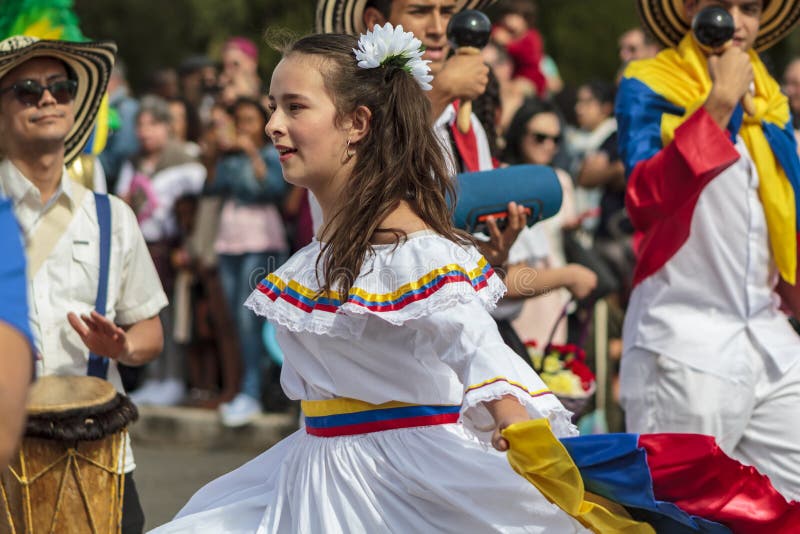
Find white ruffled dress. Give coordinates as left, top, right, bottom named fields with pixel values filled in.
left=151, top=231, right=589, bottom=533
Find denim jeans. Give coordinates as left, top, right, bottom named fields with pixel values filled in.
left=217, top=251, right=287, bottom=400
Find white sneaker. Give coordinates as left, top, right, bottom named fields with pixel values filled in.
left=145, top=379, right=186, bottom=406
left=129, top=379, right=163, bottom=405
left=219, top=393, right=261, bottom=427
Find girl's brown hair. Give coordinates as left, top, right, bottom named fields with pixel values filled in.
left=281, top=33, right=473, bottom=298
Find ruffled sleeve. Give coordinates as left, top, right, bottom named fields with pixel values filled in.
left=408, top=299, right=578, bottom=444
left=243, top=233, right=506, bottom=338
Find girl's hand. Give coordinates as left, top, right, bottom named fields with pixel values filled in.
left=485, top=395, right=530, bottom=451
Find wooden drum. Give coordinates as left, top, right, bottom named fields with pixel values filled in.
left=0, top=376, right=138, bottom=533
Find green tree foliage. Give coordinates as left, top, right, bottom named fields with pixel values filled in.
left=534, top=0, right=640, bottom=87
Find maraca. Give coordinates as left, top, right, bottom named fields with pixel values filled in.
left=692, top=5, right=755, bottom=116
left=446, top=9, right=491, bottom=134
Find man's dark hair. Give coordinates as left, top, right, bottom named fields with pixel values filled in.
left=365, top=0, right=393, bottom=19
left=584, top=80, right=616, bottom=107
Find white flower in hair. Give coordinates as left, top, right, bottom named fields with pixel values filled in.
left=353, top=23, right=433, bottom=91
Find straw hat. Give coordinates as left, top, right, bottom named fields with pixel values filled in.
left=316, top=0, right=497, bottom=34
left=0, top=36, right=116, bottom=164
left=637, top=0, right=800, bottom=51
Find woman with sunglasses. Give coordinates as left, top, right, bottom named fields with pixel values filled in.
left=494, top=99, right=596, bottom=352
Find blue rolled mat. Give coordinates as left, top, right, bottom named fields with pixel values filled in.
left=452, top=164, right=563, bottom=232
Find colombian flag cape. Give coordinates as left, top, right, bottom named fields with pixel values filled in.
left=502, top=420, right=800, bottom=533
left=616, top=33, right=800, bottom=286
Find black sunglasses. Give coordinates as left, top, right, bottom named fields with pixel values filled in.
left=527, top=131, right=562, bottom=145
left=0, top=79, right=78, bottom=107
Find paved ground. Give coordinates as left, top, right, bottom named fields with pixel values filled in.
left=129, top=406, right=298, bottom=530
left=135, top=441, right=262, bottom=530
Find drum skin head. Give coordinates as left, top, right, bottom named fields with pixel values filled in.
left=27, top=376, right=117, bottom=415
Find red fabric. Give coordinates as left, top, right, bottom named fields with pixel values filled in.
left=639, top=433, right=800, bottom=533
left=626, top=108, right=740, bottom=286
left=305, top=413, right=459, bottom=437
left=503, top=29, right=547, bottom=98
left=450, top=100, right=481, bottom=172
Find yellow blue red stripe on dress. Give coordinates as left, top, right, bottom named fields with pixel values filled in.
left=256, top=259, right=496, bottom=313
left=301, top=398, right=461, bottom=437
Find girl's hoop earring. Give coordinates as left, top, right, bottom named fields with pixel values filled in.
left=346, top=138, right=356, bottom=159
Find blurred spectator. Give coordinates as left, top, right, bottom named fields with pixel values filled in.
left=618, top=27, right=661, bottom=66
left=207, top=97, right=289, bottom=426
left=168, top=96, right=202, bottom=158
left=491, top=0, right=548, bottom=98
left=572, top=81, right=632, bottom=297
left=116, top=95, right=207, bottom=406
left=575, top=82, right=626, bottom=233
left=148, top=67, right=180, bottom=100
left=565, top=81, right=619, bottom=232
left=178, top=55, right=218, bottom=125
left=502, top=99, right=591, bottom=346
left=783, top=58, right=800, bottom=148
left=482, top=42, right=533, bottom=138
left=99, top=59, right=139, bottom=190
left=219, top=37, right=261, bottom=105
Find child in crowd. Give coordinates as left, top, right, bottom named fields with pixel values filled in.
left=151, top=26, right=587, bottom=533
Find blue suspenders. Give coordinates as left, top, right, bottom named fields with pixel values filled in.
left=87, top=192, right=112, bottom=379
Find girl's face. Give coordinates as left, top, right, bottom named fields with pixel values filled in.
left=575, top=86, right=610, bottom=132
left=266, top=55, right=351, bottom=191
left=136, top=111, right=170, bottom=154
left=521, top=112, right=561, bottom=166
left=234, top=103, right=266, bottom=145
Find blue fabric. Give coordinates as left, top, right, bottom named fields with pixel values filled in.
left=615, top=77, right=683, bottom=177
left=87, top=193, right=112, bottom=379
left=208, top=145, right=286, bottom=204
left=560, top=434, right=732, bottom=534
left=305, top=405, right=461, bottom=429
left=763, top=121, right=800, bottom=231
left=0, top=199, right=34, bottom=349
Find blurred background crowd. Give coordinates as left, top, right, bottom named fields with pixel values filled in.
left=51, top=0, right=800, bottom=431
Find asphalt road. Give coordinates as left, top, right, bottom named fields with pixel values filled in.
left=134, top=441, right=261, bottom=531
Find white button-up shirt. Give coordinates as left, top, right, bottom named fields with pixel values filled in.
left=0, top=159, right=168, bottom=471
left=623, top=139, right=800, bottom=380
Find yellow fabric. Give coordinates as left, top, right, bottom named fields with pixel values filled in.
left=300, top=398, right=458, bottom=417
left=624, top=34, right=797, bottom=284
left=502, top=419, right=654, bottom=534
left=92, top=95, right=110, bottom=154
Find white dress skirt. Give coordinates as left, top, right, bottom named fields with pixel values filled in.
left=150, top=232, right=590, bottom=533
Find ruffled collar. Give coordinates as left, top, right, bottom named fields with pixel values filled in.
left=244, top=232, right=505, bottom=337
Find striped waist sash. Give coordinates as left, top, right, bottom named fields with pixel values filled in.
left=301, top=398, right=461, bottom=437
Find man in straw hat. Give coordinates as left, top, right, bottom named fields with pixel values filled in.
left=0, top=36, right=168, bottom=531
left=316, top=0, right=527, bottom=271
left=617, top=0, right=800, bottom=499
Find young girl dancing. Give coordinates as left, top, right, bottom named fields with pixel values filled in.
left=152, top=26, right=590, bottom=533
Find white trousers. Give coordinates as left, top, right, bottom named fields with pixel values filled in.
left=620, top=346, right=800, bottom=501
